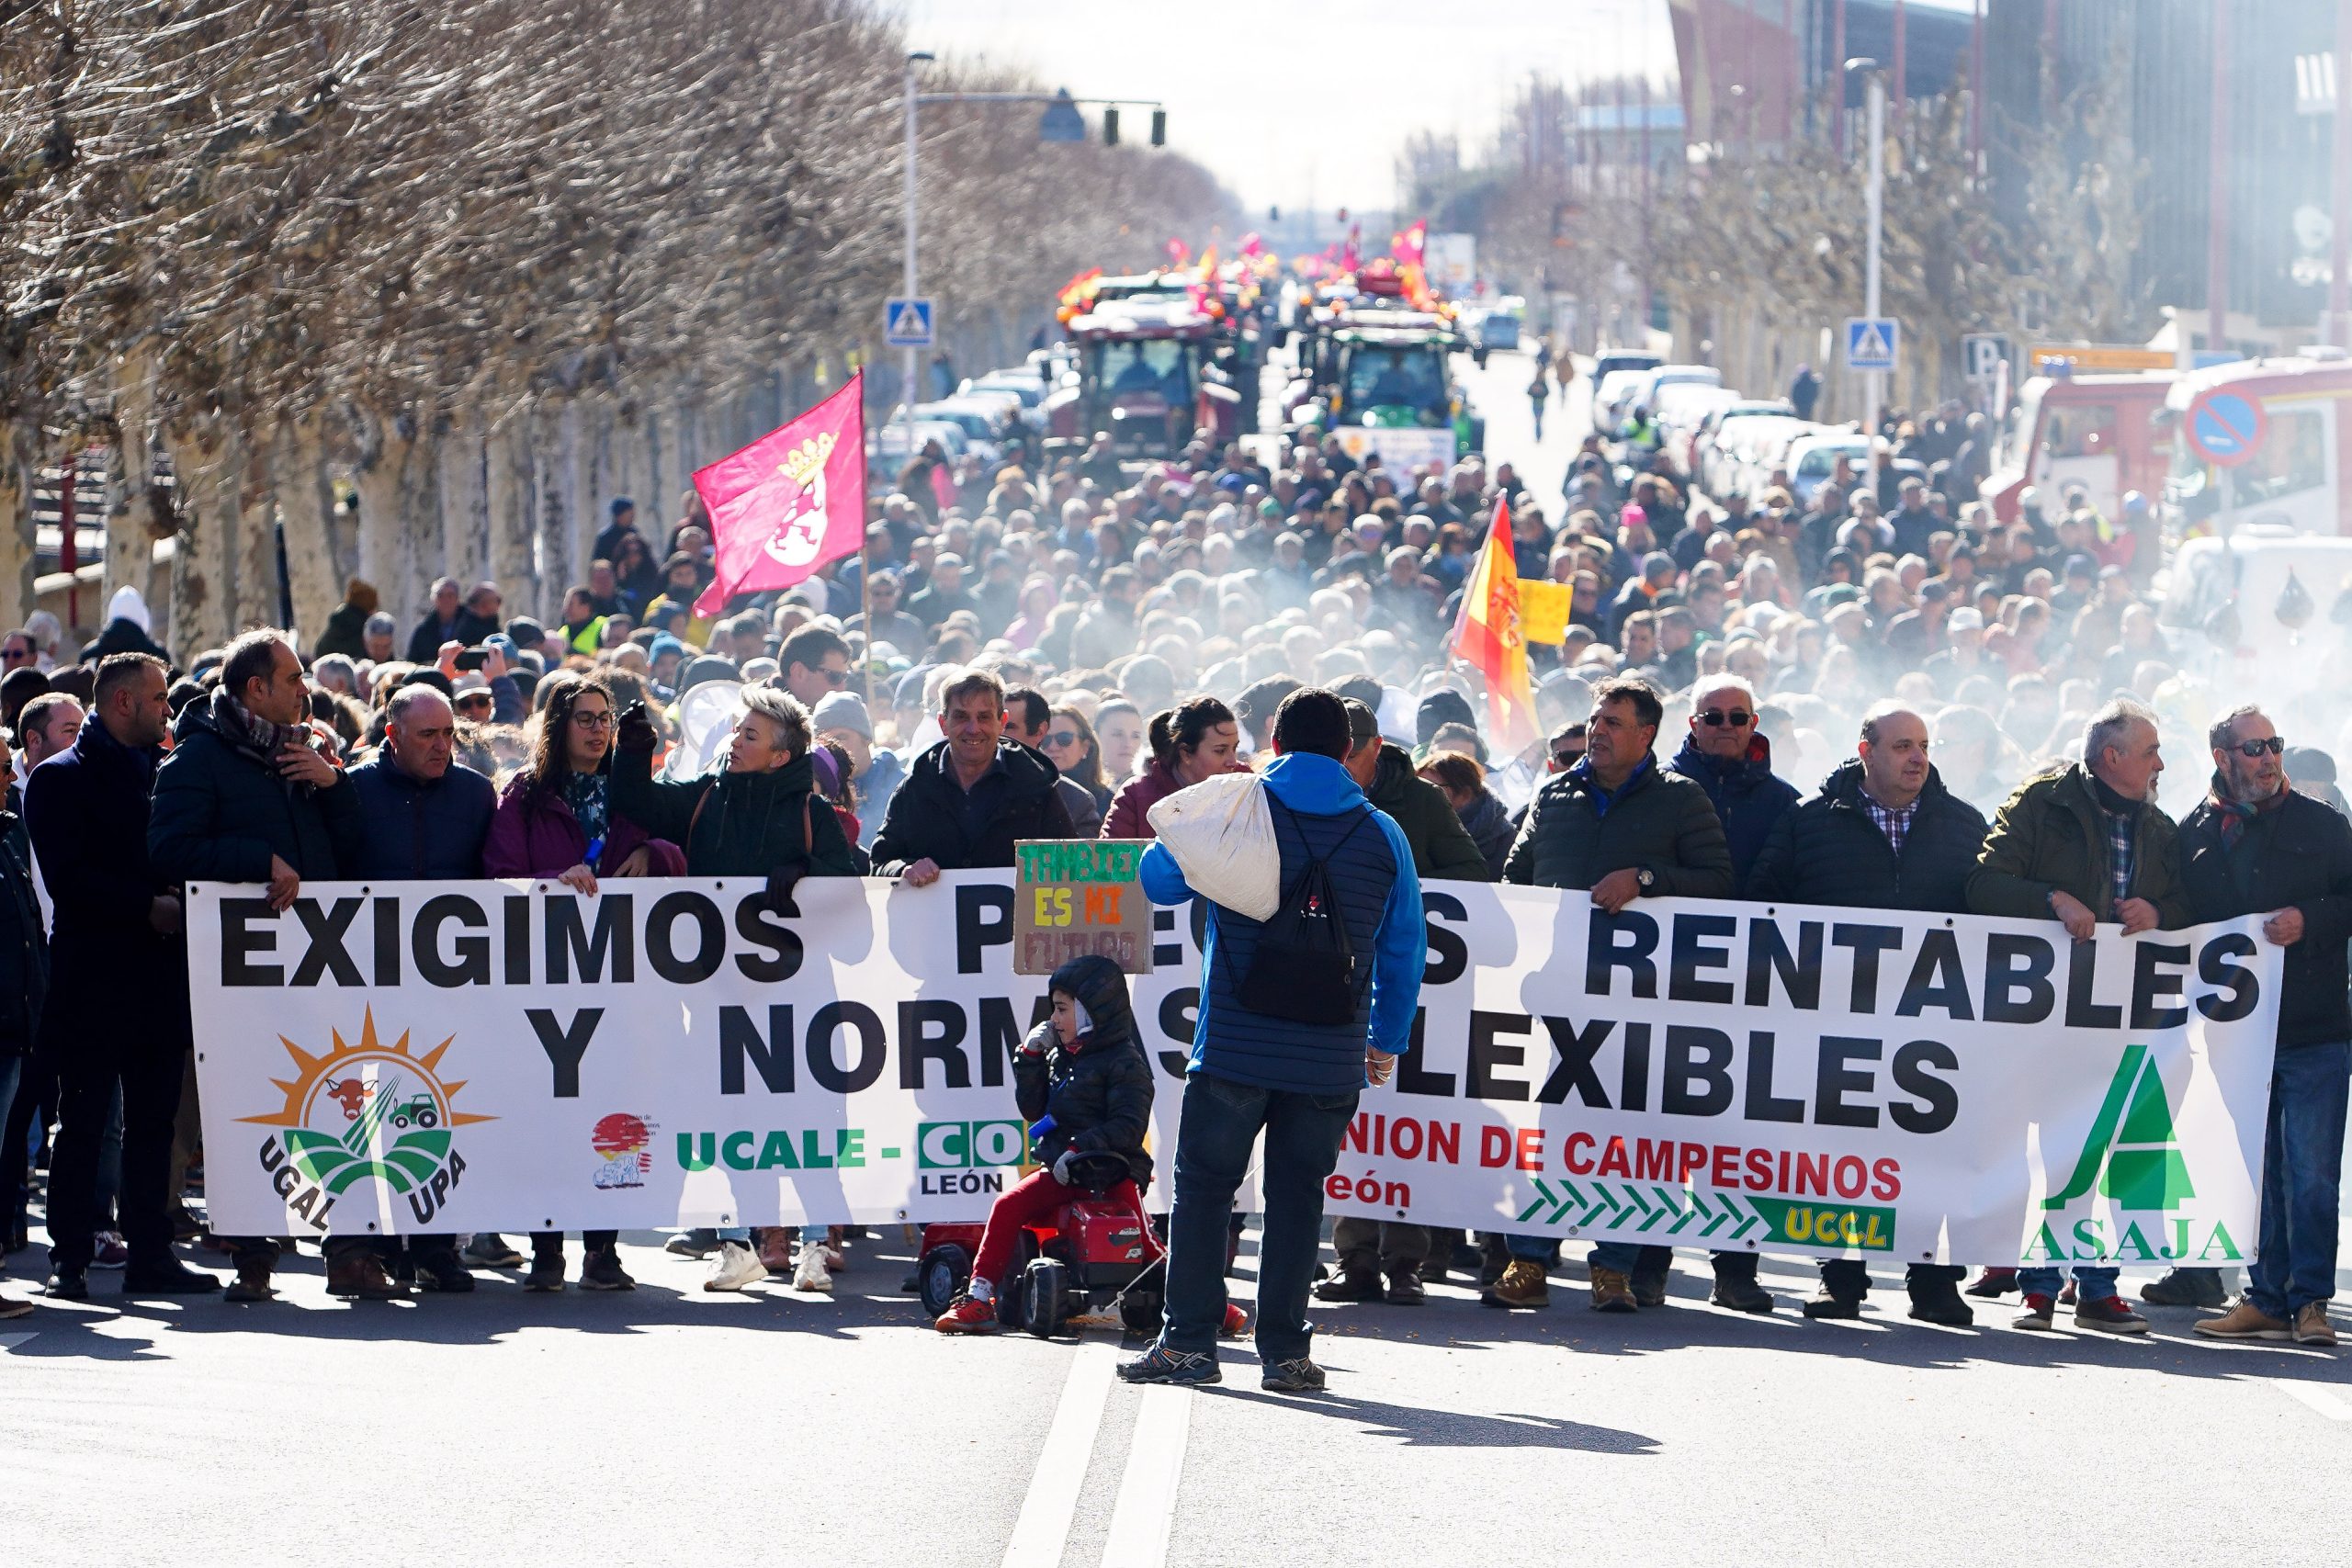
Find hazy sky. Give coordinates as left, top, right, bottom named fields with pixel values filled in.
left=894, top=0, right=1973, bottom=215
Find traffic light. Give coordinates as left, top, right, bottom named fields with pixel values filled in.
left=1103, top=107, right=1120, bottom=145
left=1149, top=109, right=1166, bottom=147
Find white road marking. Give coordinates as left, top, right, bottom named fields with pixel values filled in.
left=997, top=1343, right=1117, bottom=1568
left=2275, top=1378, right=2352, bottom=1421
left=1098, top=1382, right=1193, bottom=1568
left=0, top=1333, right=34, bottom=1351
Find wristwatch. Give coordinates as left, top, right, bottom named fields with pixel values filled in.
left=1635, top=867, right=1657, bottom=893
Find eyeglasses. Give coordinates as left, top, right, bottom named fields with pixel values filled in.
left=2233, top=737, right=2285, bottom=757
left=457, top=695, right=494, bottom=711
left=1699, top=708, right=1754, bottom=728
left=820, top=668, right=852, bottom=688
left=1044, top=730, right=1080, bottom=748
left=0, top=647, right=29, bottom=664
left=571, top=710, right=614, bottom=729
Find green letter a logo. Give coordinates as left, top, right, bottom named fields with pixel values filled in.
left=2043, top=1043, right=2196, bottom=1212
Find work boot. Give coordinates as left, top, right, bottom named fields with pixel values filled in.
left=2143, top=1267, right=2229, bottom=1309
left=1906, top=1276, right=1973, bottom=1327
left=0, top=1290, right=29, bottom=1319
left=2192, top=1298, right=2290, bottom=1341
left=757, top=1228, right=796, bottom=1274
left=1484, top=1258, right=1550, bottom=1309
left=122, top=1257, right=220, bottom=1294
left=1384, top=1265, right=1427, bottom=1305
left=1588, top=1266, right=1637, bottom=1313
left=2295, top=1303, right=2338, bottom=1347
left=411, top=1249, right=476, bottom=1292
left=1710, top=1255, right=1774, bottom=1314
left=1631, top=1263, right=1670, bottom=1308
left=1801, top=1286, right=1862, bottom=1320
left=223, top=1260, right=277, bottom=1303
left=1965, top=1267, right=2019, bottom=1299
left=327, top=1254, right=408, bottom=1301
left=1313, top=1262, right=1384, bottom=1303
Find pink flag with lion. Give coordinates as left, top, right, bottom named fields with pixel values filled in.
left=692, top=372, right=866, bottom=615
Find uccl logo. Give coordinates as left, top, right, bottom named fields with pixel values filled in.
left=2025, top=1043, right=2242, bottom=1265
left=240, top=1009, right=495, bottom=1231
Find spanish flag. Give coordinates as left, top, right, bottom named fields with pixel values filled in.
left=1449, top=494, right=1540, bottom=756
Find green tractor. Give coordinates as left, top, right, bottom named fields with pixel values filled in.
left=389, top=1093, right=441, bottom=1132
left=1309, top=322, right=1484, bottom=467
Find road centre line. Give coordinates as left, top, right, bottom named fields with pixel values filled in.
left=998, top=1343, right=1117, bottom=1568
left=1098, top=1381, right=1193, bottom=1568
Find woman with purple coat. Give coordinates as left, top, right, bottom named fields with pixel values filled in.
left=483, top=673, right=683, bottom=1290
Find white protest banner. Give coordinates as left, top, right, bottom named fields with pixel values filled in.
left=188, top=874, right=2279, bottom=1270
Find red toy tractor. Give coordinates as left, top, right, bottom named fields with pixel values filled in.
left=915, top=1155, right=1165, bottom=1338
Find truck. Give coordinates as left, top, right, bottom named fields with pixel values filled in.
left=1295, top=320, right=1484, bottom=472
left=1044, top=299, right=1244, bottom=460
left=1983, top=371, right=2177, bottom=525
left=2159, top=353, right=2352, bottom=539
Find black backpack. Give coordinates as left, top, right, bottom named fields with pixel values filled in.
left=1238, top=797, right=1373, bottom=1027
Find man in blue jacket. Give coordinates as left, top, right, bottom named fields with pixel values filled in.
left=1121, top=687, right=1423, bottom=1392
left=344, top=685, right=497, bottom=1292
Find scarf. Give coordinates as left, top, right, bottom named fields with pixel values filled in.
left=2209, top=773, right=2290, bottom=851
left=210, top=686, right=315, bottom=764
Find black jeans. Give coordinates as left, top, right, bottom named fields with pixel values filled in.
left=531, top=1230, right=619, bottom=1256
left=1160, top=1071, right=1357, bottom=1364
left=48, top=1038, right=186, bottom=1273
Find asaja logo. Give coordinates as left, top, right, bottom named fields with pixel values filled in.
left=239, top=1009, right=494, bottom=1230
left=2026, top=1042, right=2242, bottom=1265
left=592, top=1113, right=656, bottom=1190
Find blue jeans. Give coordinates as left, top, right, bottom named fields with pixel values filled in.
left=1159, top=1072, right=1357, bottom=1363
left=2019, top=1263, right=2119, bottom=1302
left=2248, top=1041, right=2351, bottom=1319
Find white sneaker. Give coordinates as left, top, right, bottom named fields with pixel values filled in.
left=703, top=1241, right=768, bottom=1292
left=792, top=1243, right=834, bottom=1293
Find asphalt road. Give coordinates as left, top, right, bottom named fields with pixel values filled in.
left=9, top=1224, right=2352, bottom=1568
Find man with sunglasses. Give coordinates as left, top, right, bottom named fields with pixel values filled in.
left=1002, top=686, right=1102, bottom=839
left=776, top=625, right=854, bottom=711
left=2179, top=708, right=2352, bottom=1345
left=1668, top=677, right=1799, bottom=896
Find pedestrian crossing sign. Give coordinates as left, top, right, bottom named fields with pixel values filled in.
left=885, top=297, right=935, bottom=348
left=1844, top=317, right=1898, bottom=373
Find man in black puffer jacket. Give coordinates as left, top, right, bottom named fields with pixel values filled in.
left=872, top=668, right=1072, bottom=882
left=1668, top=675, right=1799, bottom=893
left=934, top=953, right=1156, bottom=1333
left=1747, top=704, right=1987, bottom=1325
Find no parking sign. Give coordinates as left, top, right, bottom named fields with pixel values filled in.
left=2184, top=389, right=2267, bottom=468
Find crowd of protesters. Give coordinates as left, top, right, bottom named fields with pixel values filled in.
left=0, top=349, right=2345, bottom=1374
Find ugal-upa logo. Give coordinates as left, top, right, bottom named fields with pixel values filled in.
left=2026, top=1042, right=2242, bottom=1265
left=240, top=1009, right=494, bottom=1230
left=592, top=1113, right=657, bottom=1190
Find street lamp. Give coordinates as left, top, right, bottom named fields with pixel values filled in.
left=1847, top=56, right=1885, bottom=479
left=901, top=51, right=933, bottom=475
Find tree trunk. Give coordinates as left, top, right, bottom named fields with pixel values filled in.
left=354, top=411, right=414, bottom=615
left=438, top=430, right=487, bottom=597
left=232, top=423, right=282, bottom=633
left=104, top=353, right=159, bottom=618
left=0, top=421, right=37, bottom=633
left=164, top=417, right=237, bottom=660
left=486, top=412, right=538, bottom=619
left=279, top=414, right=340, bottom=652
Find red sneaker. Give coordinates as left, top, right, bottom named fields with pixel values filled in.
left=2011, top=1292, right=2057, bottom=1331
left=1965, top=1268, right=2019, bottom=1299
left=934, top=1295, right=999, bottom=1334
left=1221, top=1302, right=1250, bottom=1337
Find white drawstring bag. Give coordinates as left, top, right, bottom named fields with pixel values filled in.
left=1146, top=773, right=1279, bottom=921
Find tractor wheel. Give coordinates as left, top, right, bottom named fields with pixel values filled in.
left=1118, top=1288, right=1164, bottom=1337
left=918, top=1245, right=971, bottom=1318
left=1023, top=1258, right=1069, bottom=1339
left=417, top=1108, right=439, bottom=1129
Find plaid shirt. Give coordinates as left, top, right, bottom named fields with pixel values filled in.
left=1860, top=795, right=1917, bottom=857
left=2101, top=804, right=2136, bottom=910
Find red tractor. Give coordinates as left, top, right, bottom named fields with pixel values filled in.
left=1044, top=299, right=1243, bottom=462
left=915, top=1154, right=1167, bottom=1338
